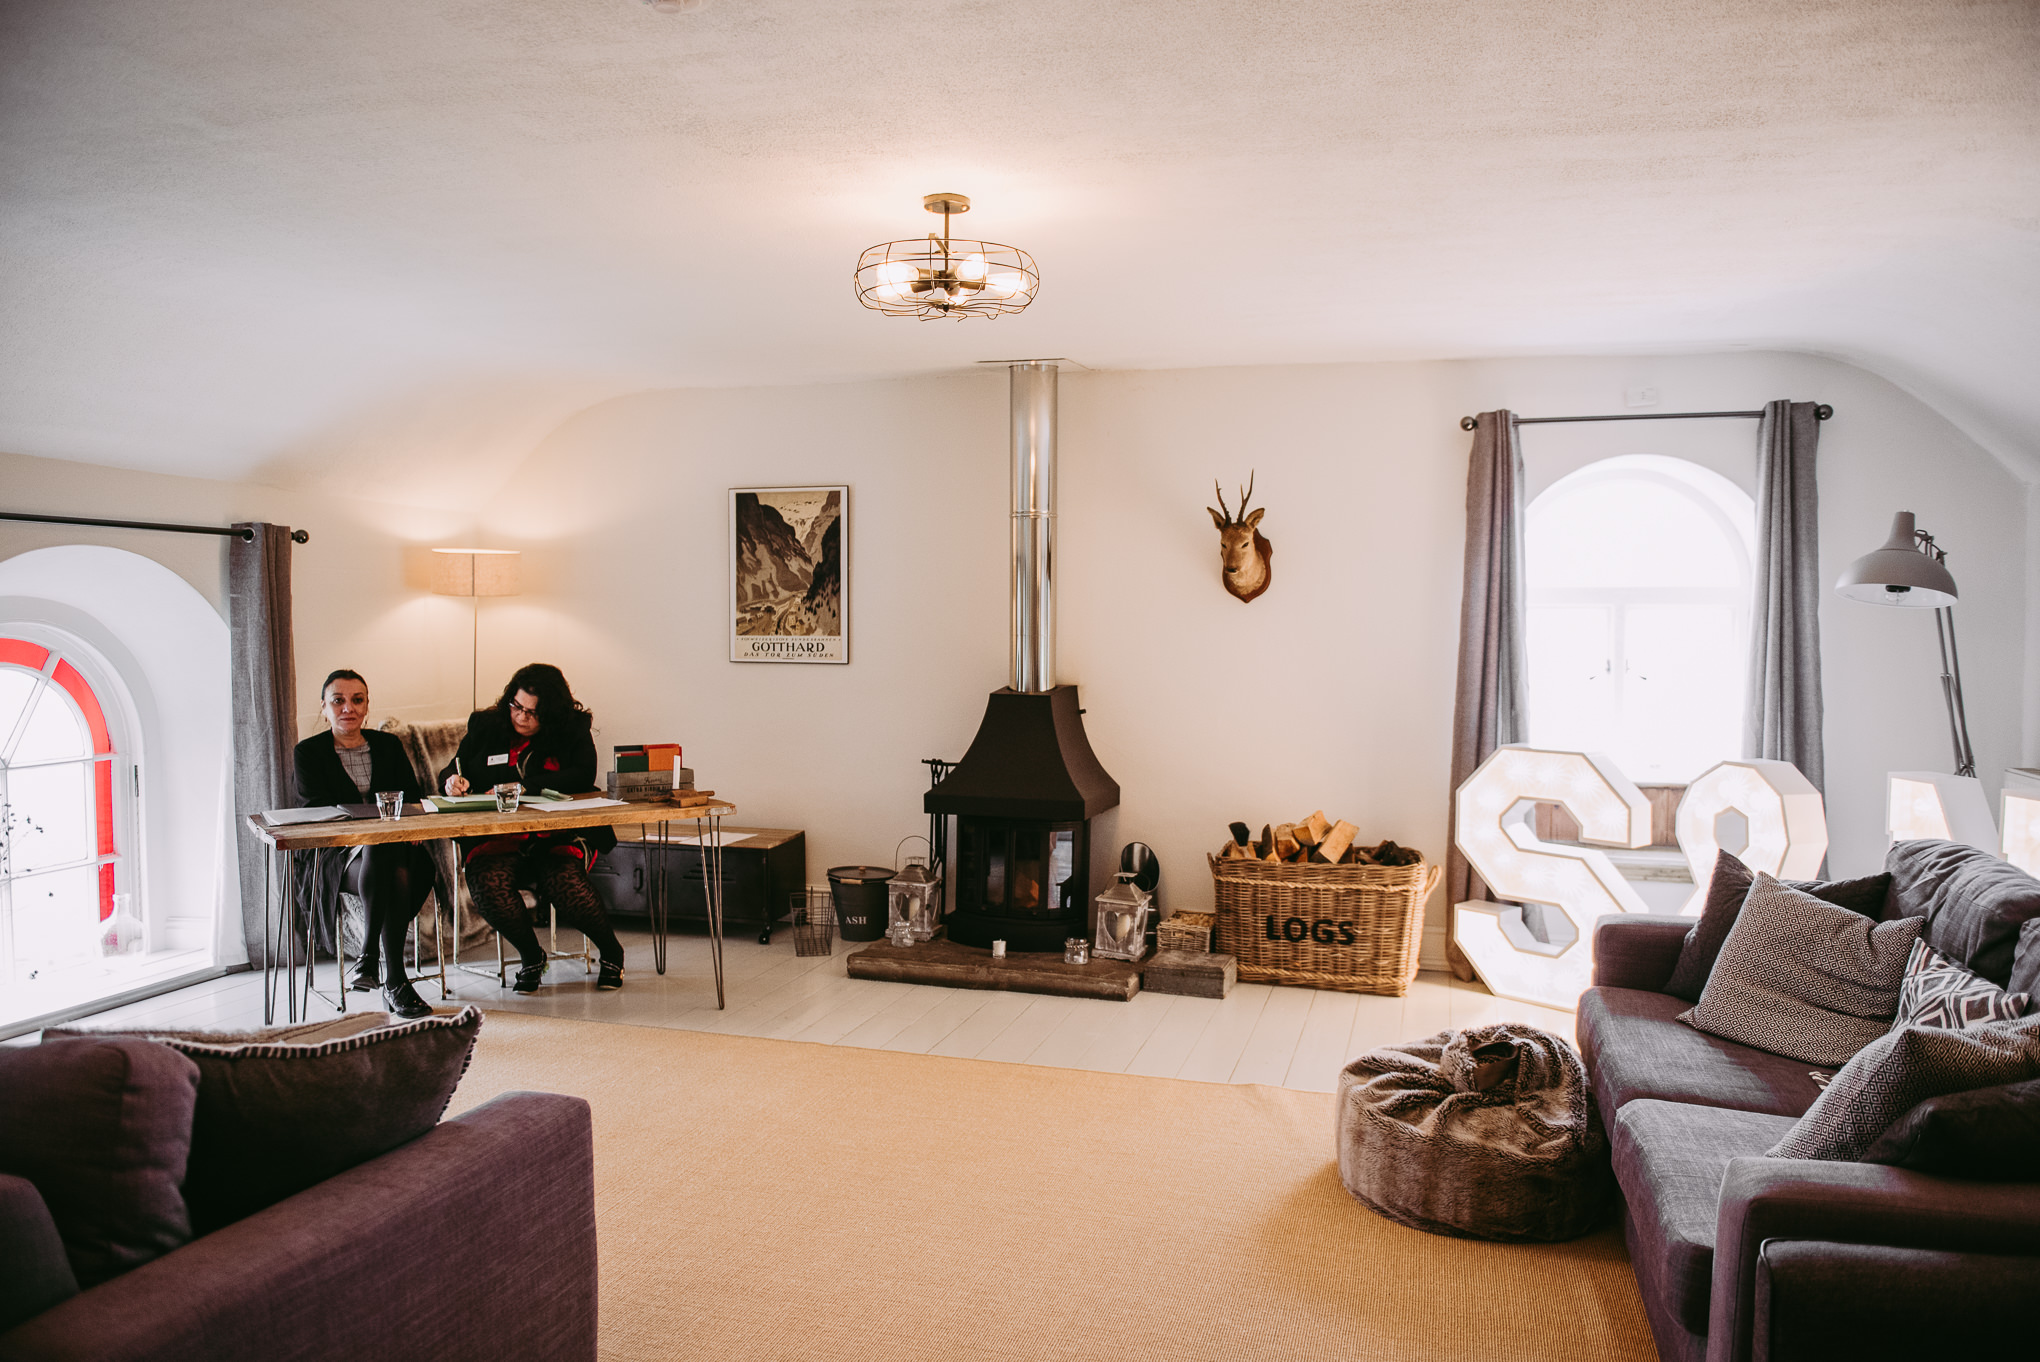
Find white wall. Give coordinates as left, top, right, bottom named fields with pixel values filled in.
left=4, top=349, right=2026, bottom=966
left=0, top=452, right=484, bottom=728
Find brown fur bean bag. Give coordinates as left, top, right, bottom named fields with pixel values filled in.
left=1336, top=1023, right=1612, bottom=1242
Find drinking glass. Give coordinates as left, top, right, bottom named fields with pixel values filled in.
left=492, top=782, right=522, bottom=813
left=375, top=791, right=403, bottom=820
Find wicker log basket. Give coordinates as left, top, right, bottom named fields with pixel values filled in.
left=1207, top=853, right=1440, bottom=997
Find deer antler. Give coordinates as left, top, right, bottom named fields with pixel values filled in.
left=1209, top=479, right=1233, bottom=526
left=1237, top=470, right=1255, bottom=515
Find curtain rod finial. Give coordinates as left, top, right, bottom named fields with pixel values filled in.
left=1816, top=405, right=1833, bottom=420
left=1460, top=416, right=1479, bottom=431
left=290, top=529, right=309, bottom=544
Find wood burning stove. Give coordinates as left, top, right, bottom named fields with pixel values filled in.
left=924, top=361, right=1120, bottom=953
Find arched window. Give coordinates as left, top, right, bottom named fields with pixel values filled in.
left=1524, top=455, right=1755, bottom=784
left=1, top=635, right=130, bottom=982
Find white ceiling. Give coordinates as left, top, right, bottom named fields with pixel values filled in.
left=2, top=0, right=2036, bottom=502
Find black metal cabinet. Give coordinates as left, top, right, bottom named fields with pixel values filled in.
left=591, top=826, right=806, bottom=944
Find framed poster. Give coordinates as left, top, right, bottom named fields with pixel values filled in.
left=730, top=485, right=848, bottom=663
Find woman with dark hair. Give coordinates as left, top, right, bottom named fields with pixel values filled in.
left=294, top=669, right=439, bottom=1019
left=439, top=662, right=625, bottom=993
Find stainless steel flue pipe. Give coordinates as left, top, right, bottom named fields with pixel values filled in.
left=1009, top=361, right=1057, bottom=694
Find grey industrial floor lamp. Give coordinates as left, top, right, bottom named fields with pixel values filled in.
left=1834, top=511, right=1973, bottom=777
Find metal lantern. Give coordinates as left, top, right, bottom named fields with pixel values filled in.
left=889, top=838, right=943, bottom=945
left=1092, top=872, right=1154, bottom=963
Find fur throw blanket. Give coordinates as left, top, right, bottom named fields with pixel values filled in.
left=1335, top=1023, right=1611, bottom=1242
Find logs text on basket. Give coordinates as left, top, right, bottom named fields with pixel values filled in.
left=1265, top=916, right=1361, bottom=944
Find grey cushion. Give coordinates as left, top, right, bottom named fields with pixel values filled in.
left=168, top=1007, right=483, bottom=1234
left=0, top=1038, right=199, bottom=1287
left=1682, top=874, right=1924, bottom=1067
left=1770, top=1010, right=2040, bottom=1160
left=0, top=1174, right=79, bottom=1332
left=1885, top=838, right=2040, bottom=989
left=1611, top=1099, right=1798, bottom=1335
left=1664, top=851, right=1890, bottom=1003
left=1862, top=1077, right=2040, bottom=1179
left=1578, top=986, right=1831, bottom=1119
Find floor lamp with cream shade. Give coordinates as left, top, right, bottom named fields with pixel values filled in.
left=432, top=548, right=522, bottom=711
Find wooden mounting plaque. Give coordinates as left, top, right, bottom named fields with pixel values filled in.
left=845, top=937, right=1140, bottom=1001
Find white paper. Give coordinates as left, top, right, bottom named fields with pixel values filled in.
left=264, top=806, right=354, bottom=825
left=523, top=796, right=630, bottom=813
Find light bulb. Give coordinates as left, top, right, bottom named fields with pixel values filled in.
left=983, top=271, right=1028, bottom=297
left=956, top=254, right=988, bottom=283
left=879, top=261, right=915, bottom=285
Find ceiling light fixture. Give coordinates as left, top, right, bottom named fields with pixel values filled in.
left=855, top=194, right=1038, bottom=321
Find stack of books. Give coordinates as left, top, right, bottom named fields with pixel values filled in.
left=607, top=743, right=706, bottom=804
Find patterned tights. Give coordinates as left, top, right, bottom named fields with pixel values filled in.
left=465, top=851, right=623, bottom=968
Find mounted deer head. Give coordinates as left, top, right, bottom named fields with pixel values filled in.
left=1207, top=473, right=1273, bottom=604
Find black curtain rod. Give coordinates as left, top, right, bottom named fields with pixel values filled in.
left=1457, top=404, right=1833, bottom=432
left=0, top=511, right=309, bottom=544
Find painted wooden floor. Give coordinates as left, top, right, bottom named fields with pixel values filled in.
left=71, top=927, right=1575, bottom=1093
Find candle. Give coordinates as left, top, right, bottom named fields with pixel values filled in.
left=991, top=939, right=1007, bottom=959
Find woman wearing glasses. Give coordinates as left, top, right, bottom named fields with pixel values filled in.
left=294, top=669, right=438, bottom=1019
left=440, top=662, right=626, bottom=993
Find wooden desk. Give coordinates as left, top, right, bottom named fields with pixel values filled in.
left=247, top=797, right=737, bottom=1022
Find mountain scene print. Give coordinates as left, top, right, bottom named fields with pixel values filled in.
left=734, top=489, right=842, bottom=641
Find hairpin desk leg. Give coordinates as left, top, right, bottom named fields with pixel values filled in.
left=647, top=821, right=670, bottom=976
left=263, top=845, right=280, bottom=1025
left=700, top=810, right=726, bottom=1009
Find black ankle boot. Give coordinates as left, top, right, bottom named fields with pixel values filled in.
left=512, top=960, right=547, bottom=994
left=383, top=980, right=432, bottom=1020
left=349, top=960, right=381, bottom=992
left=597, top=959, right=624, bottom=991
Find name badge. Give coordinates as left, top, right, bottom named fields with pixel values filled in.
left=488, top=753, right=510, bottom=766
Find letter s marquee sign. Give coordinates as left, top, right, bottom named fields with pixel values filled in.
left=1452, top=747, right=1827, bottom=1011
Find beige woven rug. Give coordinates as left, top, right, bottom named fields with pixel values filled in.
left=450, top=1013, right=1657, bottom=1362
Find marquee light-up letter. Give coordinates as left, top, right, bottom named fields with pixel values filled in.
left=1452, top=746, right=1652, bottom=1011
left=1675, top=760, right=1828, bottom=914
left=2003, top=790, right=2040, bottom=878
left=1887, top=772, right=1997, bottom=853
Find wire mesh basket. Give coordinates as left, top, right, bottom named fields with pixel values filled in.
left=791, top=887, right=835, bottom=957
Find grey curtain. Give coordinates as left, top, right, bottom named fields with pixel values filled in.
left=1744, top=400, right=1824, bottom=793
left=1445, top=411, right=1527, bottom=981
left=229, top=522, right=299, bottom=967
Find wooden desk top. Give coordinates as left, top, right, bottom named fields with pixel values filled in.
left=246, top=798, right=737, bottom=851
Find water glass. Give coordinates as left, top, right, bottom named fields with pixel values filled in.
left=374, top=791, right=403, bottom=821
left=1064, top=937, right=1090, bottom=965
left=492, top=782, right=522, bottom=814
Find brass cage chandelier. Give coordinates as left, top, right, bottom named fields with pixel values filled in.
left=854, top=194, right=1038, bottom=320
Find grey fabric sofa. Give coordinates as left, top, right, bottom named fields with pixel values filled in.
left=1578, top=841, right=2040, bottom=1362
left=0, top=1091, right=597, bottom=1362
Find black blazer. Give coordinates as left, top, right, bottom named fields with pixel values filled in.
left=291, top=729, right=433, bottom=953
left=437, top=709, right=615, bottom=859
left=295, top=728, right=430, bottom=807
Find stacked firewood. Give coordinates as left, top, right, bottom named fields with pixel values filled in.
left=1216, top=812, right=1424, bottom=867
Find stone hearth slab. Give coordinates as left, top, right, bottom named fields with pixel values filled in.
left=845, top=938, right=1140, bottom=1000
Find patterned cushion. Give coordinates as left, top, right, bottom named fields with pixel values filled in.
left=1663, top=851, right=1890, bottom=1003
left=1893, top=940, right=2032, bottom=1031
left=1770, top=1011, right=2040, bottom=1160
left=1681, top=874, right=1924, bottom=1067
